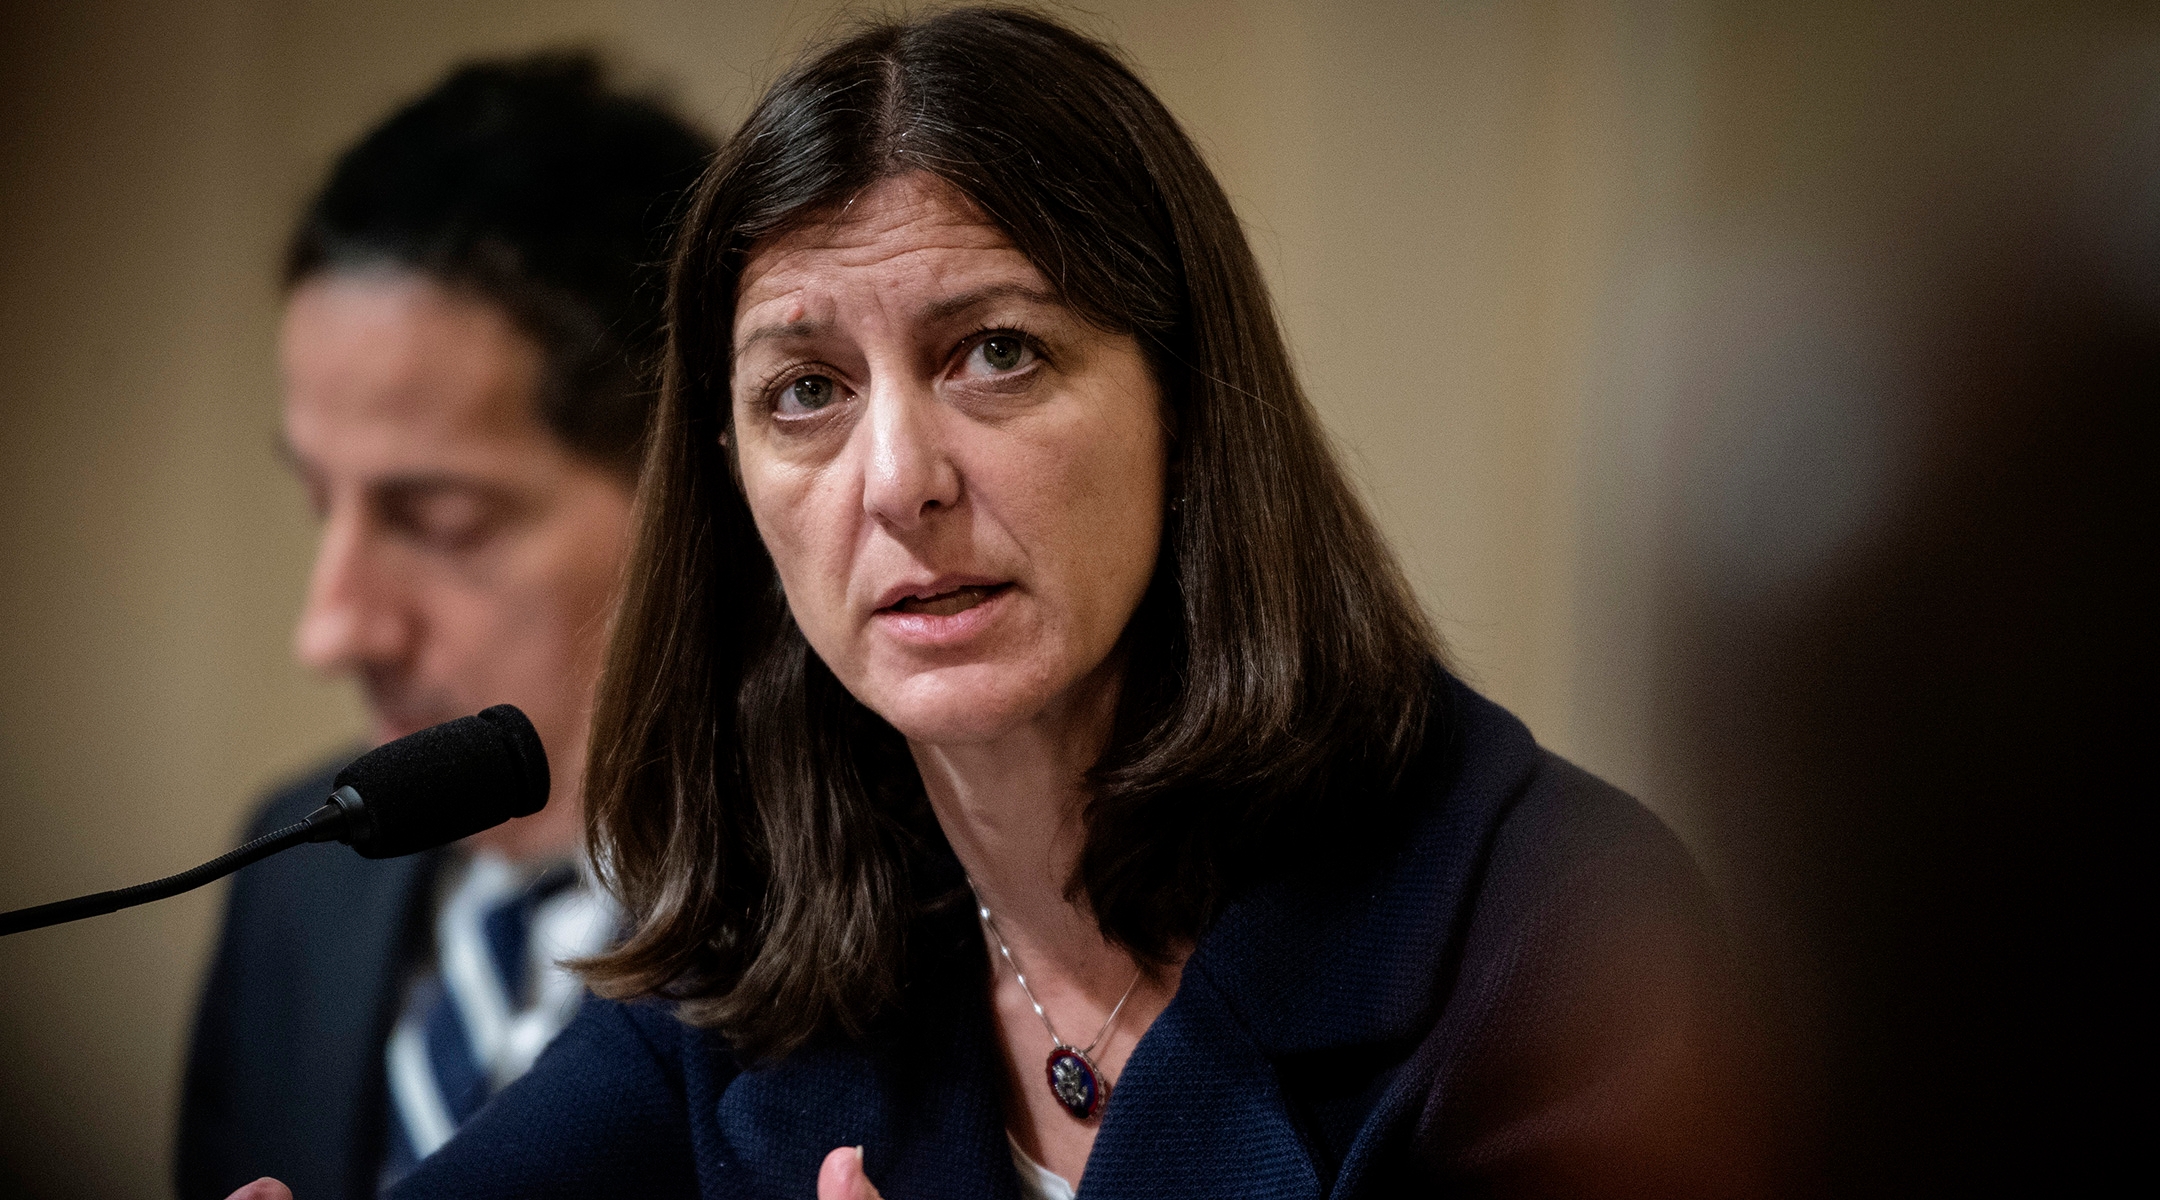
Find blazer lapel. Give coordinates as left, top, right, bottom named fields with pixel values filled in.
left=1078, top=965, right=1325, bottom=1200
left=1069, top=700, right=1530, bottom=1200
left=335, top=844, right=442, bottom=1194
left=707, top=916, right=1023, bottom=1200
left=1198, top=680, right=1538, bottom=1057
left=1108, top=678, right=1541, bottom=1199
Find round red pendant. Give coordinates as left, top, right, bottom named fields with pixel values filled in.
left=1045, top=1047, right=1105, bottom=1120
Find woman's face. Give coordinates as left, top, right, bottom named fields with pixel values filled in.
left=729, top=172, right=1168, bottom=746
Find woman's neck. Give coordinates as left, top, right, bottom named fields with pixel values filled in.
left=907, top=666, right=1125, bottom=981
left=912, top=702, right=1087, bottom=933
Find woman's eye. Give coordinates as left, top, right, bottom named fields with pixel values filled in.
left=968, top=334, right=1035, bottom=375
left=776, top=374, right=839, bottom=416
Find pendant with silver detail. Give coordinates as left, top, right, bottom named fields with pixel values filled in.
left=973, top=883, right=1143, bottom=1124
left=1045, top=1046, right=1105, bottom=1120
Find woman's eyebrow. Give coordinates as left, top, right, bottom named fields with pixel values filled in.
left=733, top=282, right=1058, bottom=352
left=921, top=282, right=1059, bottom=324
left=736, top=317, right=824, bottom=350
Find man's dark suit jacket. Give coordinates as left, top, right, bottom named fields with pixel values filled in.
left=390, top=678, right=1762, bottom=1200
left=177, top=759, right=445, bottom=1200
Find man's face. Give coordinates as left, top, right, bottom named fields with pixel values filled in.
left=280, top=271, right=634, bottom=857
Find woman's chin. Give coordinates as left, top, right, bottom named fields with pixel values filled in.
left=860, top=668, right=1057, bottom=748
left=879, top=702, right=1038, bottom=749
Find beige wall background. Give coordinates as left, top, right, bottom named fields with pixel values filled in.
left=7, top=0, right=2148, bottom=1195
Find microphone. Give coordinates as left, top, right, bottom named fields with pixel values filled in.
left=0, top=704, right=548, bottom=937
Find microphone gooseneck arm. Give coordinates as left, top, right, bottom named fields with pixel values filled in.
left=0, top=703, right=546, bottom=938
left=0, top=787, right=365, bottom=938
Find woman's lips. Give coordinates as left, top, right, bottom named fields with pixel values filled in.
left=886, top=583, right=1008, bottom=616
left=871, top=581, right=1014, bottom=646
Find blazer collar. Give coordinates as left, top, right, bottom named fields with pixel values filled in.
left=709, top=911, right=1024, bottom=1200
left=1183, top=676, right=1541, bottom=1056
left=1075, top=678, right=1541, bottom=1199
left=1075, top=961, right=1329, bottom=1198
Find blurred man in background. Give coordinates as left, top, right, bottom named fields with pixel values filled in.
left=176, top=54, right=711, bottom=1200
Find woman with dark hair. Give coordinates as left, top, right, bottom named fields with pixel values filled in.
left=286, top=9, right=1758, bottom=1200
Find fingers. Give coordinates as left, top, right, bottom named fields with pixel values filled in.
left=226, top=1180, right=294, bottom=1200
left=816, top=1145, right=884, bottom=1200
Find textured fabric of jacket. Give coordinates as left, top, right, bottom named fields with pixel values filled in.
left=392, top=678, right=1759, bottom=1199
left=177, top=759, right=443, bottom=1200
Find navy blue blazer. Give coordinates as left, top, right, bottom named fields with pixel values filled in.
left=178, top=759, right=445, bottom=1200
left=391, top=680, right=1755, bottom=1199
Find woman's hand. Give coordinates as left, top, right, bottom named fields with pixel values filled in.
left=225, top=1180, right=292, bottom=1200
left=817, top=1146, right=885, bottom=1200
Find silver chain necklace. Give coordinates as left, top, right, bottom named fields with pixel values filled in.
left=973, top=891, right=1142, bottom=1121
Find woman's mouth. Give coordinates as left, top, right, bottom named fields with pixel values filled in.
left=885, top=583, right=1010, bottom=616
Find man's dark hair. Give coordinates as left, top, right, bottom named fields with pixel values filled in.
left=580, top=6, right=1442, bottom=1058
left=286, top=52, right=714, bottom=475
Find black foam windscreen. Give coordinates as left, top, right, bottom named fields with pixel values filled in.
left=331, top=704, right=550, bottom=858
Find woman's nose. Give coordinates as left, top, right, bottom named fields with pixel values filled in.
left=859, top=380, right=961, bottom=531
left=292, top=507, right=415, bottom=677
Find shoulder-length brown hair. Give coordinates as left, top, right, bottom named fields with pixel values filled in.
left=582, top=5, right=1441, bottom=1059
